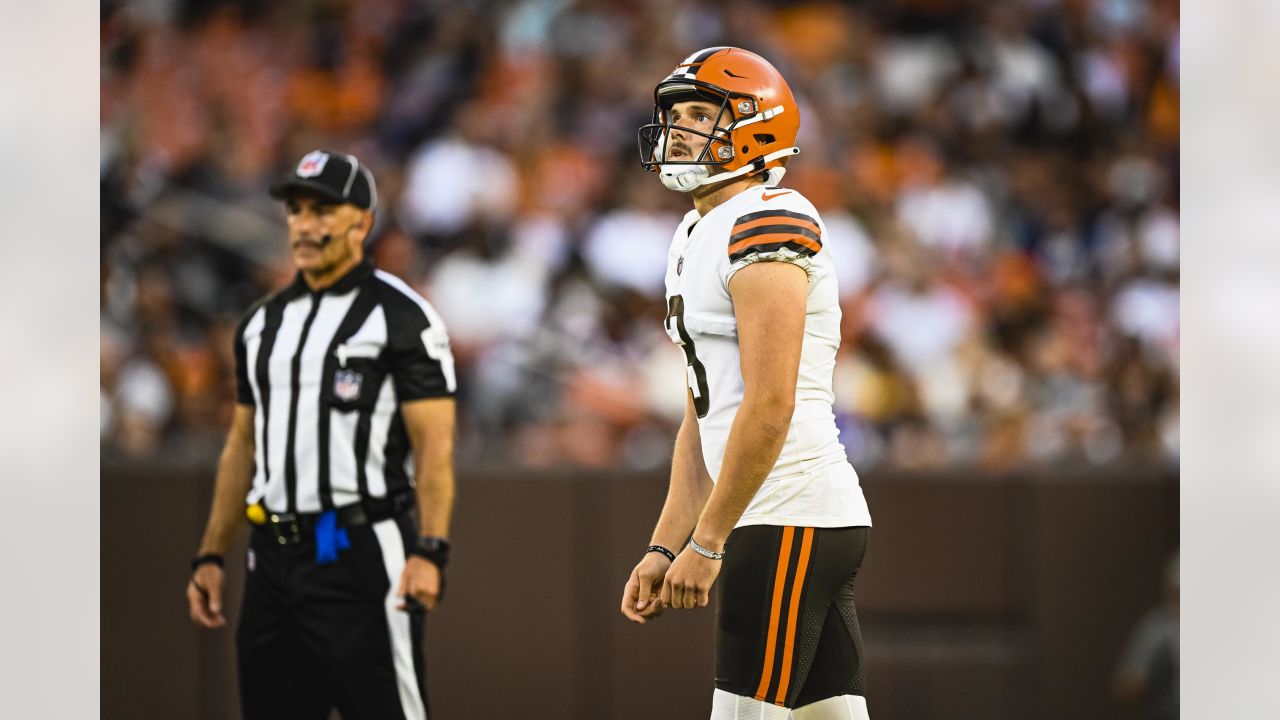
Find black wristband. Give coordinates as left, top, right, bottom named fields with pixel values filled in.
left=646, top=545, right=676, bottom=562
left=191, top=554, right=224, bottom=572
left=408, top=536, right=451, bottom=570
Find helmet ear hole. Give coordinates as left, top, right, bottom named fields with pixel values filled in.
left=754, top=133, right=776, bottom=146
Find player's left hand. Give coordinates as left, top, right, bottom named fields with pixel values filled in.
left=661, top=545, right=722, bottom=610
left=397, top=556, right=443, bottom=612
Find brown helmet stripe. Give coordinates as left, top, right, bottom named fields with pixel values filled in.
left=690, top=46, right=730, bottom=64
left=673, top=46, right=733, bottom=76
left=676, top=46, right=731, bottom=68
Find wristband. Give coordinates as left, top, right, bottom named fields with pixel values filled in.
left=191, top=554, right=224, bottom=572
left=408, top=536, right=451, bottom=570
left=646, top=545, right=676, bottom=562
left=688, top=536, right=724, bottom=560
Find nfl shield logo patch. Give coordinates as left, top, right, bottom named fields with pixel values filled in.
left=333, top=369, right=363, bottom=402
left=297, top=150, right=329, bottom=178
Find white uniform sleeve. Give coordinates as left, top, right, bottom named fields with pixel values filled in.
left=722, top=190, right=825, bottom=285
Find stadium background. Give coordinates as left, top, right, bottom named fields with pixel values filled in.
left=100, top=0, right=1178, bottom=718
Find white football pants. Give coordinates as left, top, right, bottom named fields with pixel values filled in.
left=711, top=689, right=870, bottom=720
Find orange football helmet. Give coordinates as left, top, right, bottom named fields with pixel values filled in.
left=638, top=47, right=801, bottom=192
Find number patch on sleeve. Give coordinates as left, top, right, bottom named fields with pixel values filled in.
left=420, top=325, right=457, bottom=393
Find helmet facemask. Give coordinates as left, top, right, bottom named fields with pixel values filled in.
left=638, top=81, right=744, bottom=192
left=638, top=75, right=798, bottom=193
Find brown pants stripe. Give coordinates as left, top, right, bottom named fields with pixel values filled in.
left=773, top=526, right=816, bottom=704
left=753, top=526, right=796, bottom=700
left=753, top=526, right=819, bottom=704
left=716, top=525, right=870, bottom=709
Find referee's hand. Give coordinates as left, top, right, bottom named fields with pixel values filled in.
left=187, top=565, right=226, bottom=629
left=397, top=557, right=442, bottom=612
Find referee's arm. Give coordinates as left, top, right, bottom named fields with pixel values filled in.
left=394, top=397, right=456, bottom=613
left=402, top=398, right=456, bottom=541
left=188, top=403, right=255, bottom=628
left=386, top=296, right=458, bottom=612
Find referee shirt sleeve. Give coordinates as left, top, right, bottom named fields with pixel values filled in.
left=381, top=290, right=457, bottom=401
left=233, top=308, right=257, bottom=406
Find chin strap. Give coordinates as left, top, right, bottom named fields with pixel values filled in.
left=659, top=163, right=709, bottom=192
left=660, top=146, right=799, bottom=193
left=703, top=146, right=799, bottom=185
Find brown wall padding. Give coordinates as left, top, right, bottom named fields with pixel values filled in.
left=102, top=462, right=1176, bottom=720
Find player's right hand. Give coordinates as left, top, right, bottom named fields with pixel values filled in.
left=187, top=564, right=227, bottom=629
left=620, top=553, right=671, bottom=624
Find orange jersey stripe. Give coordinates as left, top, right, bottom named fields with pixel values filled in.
left=773, top=527, right=816, bottom=705
left=727, top=232, right=823, bottom=257
left=754, top=526, right=796, bottom=701
left=731, top=215, right=821, bottom=237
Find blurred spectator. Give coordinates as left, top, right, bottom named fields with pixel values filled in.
left=398, top=103, right=520, bottom=242
left=1113, top=552, right=1179, bottom=720
left=100, top=0, right=1179, bottom=471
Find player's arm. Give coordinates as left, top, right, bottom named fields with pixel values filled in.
left=694, top=261, right=805, bottom=547
left=621, top=391, right=714, bottom=623
left=660, top=261, right=806, bottom=611
left=651, top=391, right=715, bottom=550
left=188, top=403, right=256, bottom=629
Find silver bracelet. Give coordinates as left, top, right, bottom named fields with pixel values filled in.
left=688, top=535, right=724, bottom=560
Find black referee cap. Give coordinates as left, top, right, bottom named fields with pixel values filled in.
left=270, top=150, right=378, bottom=210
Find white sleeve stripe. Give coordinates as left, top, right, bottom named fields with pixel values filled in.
left=374, top=270, right=437, bottom=322
left=374, top=270, right=457, bottom=392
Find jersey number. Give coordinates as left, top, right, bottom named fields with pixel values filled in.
left=666, top=295, right=710, bottom=418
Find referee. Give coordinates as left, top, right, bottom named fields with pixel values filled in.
left=186, top=150, right=456, bottom=720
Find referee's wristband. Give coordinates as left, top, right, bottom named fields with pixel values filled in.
left=408, top=536, right=451, bottom=570
left=646, top=545, right=676, bottom=563
left=688, top=536, right=725, bottom=560
left=190, top=554, right=224, bottom=572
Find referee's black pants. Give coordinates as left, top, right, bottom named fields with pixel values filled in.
left=236, top=513, right=429, bottom=720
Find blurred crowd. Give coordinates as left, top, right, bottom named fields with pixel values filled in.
left=101, top=0, right=1179, bottom=471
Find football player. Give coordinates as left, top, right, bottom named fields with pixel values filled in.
left=620, top=48, right=874, bottom=720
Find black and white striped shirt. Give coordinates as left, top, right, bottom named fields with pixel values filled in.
left=233, top=260, right=456, bottom=514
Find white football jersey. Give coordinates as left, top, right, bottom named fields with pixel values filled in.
left=664, top=185, right=872, bottom=529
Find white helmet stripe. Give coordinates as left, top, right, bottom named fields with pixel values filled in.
left=727, top=105, right=786, bottom=131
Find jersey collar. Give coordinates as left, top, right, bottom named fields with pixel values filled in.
left=690, top=182, right=772, bottom=228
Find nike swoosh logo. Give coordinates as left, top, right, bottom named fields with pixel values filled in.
left=761, top=190, right=791, bottom=201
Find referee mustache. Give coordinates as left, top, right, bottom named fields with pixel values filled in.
left=292, top=233, right=335, bottom=249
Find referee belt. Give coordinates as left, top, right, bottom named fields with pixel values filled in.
left=250, top=492, right=415, bottom=545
